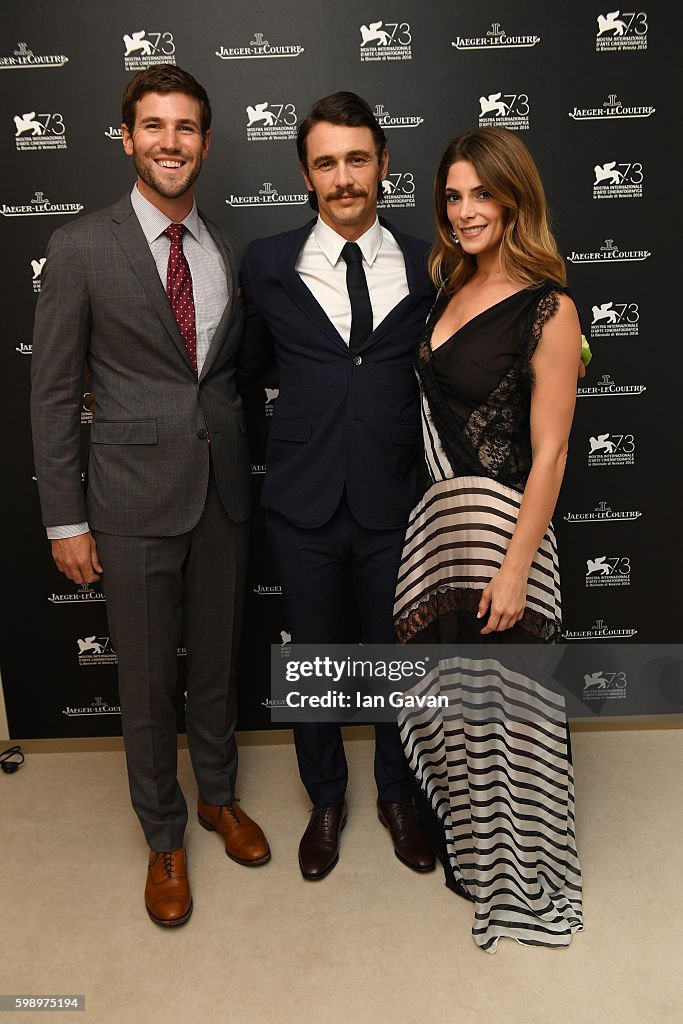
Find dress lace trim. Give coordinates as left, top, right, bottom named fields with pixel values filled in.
left=395, top=584, right=560, bottom=644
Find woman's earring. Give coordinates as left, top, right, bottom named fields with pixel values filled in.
left=450, top=231, right=460, bottom=245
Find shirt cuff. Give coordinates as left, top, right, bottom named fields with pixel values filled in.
left=46, top=522, right=90, bottom=540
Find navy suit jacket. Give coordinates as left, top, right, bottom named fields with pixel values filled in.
left=239, top=217, right=434, bottom=530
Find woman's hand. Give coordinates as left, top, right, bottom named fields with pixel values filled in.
left=477, top=567, right=528, bottom=634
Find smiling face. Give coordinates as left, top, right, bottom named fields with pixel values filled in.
left=445, top=159, right=507, bottom=263
left=121, top=91, right=210, bottom=216
left=300, top=122, right=388, bottom=240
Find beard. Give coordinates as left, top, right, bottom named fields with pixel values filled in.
left=133, top=150, right=203, bottom=200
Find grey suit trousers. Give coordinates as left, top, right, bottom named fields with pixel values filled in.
left=94, top=471, right=249, bottom=850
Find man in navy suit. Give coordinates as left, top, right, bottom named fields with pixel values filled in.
left=239, top=93, right=435, bottom=879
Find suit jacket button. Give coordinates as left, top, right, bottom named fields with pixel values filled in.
left=353, top=355, right=362, bottom=366
left=197, top=428, right=209, bottom=440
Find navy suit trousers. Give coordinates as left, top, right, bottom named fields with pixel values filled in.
left=267, top=491, right=413, bottom=805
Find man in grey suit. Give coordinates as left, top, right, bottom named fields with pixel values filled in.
left=31, top=65, right=270, bottom=927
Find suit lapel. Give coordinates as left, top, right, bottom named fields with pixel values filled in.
left=278, top=220, right=349, bottom=353
left=110, top=195, right=194, bottom=371
left=358, top=219, right=429, bottom=352
left=273, top=216, right=429, bottom=355
left=363, top=293, right=419, bottom=350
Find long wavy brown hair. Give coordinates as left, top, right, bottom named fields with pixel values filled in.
left=429, top=127, right=566, bottom=293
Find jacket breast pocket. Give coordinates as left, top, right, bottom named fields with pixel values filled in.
left=267, top=419, right=312, bottom=463
left=90, top=420, right=158, bottom=445
left=269, top=419, right=312, bottom=443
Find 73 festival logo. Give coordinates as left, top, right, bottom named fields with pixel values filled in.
left=479, top=92, right=529, bottom=118
left=123, top=30, right=176, bottom=69
left=597, top=11, right=647, bottom=34
left=591, top=301, right=639, bottom=337
left=360, top=21, right=411, bottom=46
left=478, top=92, right=530, bottom=130
left=381, top=172, right=415, bottom=195
left=585, top=555, right=631, bottom=586
left=245, top=101, right=298, bottom=140
left=588, top=432, right=636, bottom=466
left=14, top=111, right=66, bottom=149
left=379, top=171, right=416, bottom=208
left=596, top=11, right=648, bottom=49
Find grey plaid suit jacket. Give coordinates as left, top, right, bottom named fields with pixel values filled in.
left=31, top=193, right=251, bottom=536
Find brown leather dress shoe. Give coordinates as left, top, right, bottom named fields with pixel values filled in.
left=298, top=803, right=347, bottom=880
left=197, top=797, right=271, bottom=866
left=378, top=800, right=435, bottom=872
left=144, top=848, right=193, bottom=926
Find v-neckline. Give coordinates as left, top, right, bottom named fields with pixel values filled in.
left=430, top=287, right=530, bottom=354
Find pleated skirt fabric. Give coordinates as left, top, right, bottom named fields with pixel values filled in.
left=393, top=474, right=583, bottom=952
left=398, top=657, right=583, bottom=952
left=394, top=475, right=561, bottom=643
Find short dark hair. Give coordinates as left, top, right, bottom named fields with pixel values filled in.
left=121, top=64, right=211, bottom=136
left=296, top=91, right=387, bottom=210
left=297, top=91, right=386, bottom=164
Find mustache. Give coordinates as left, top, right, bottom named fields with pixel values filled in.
left=324, top=186, right=368, bottom=201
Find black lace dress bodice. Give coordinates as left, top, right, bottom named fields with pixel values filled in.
left=416, top=282, right=565, bottom=493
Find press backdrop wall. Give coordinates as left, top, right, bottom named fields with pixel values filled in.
left=1, top=2, right=679, bottom=738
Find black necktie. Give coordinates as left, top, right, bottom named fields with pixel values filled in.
left=341, top=242, right=373, bottom=354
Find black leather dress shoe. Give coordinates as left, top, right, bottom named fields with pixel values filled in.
left=378, top=800, right=435, bottom=872
left=298, top=803, right=347, bottom=880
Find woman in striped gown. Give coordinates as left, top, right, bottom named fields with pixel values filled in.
left=393, top=127, right=584, bottom=952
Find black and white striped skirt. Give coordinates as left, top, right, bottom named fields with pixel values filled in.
left=393, top=475, right=583, bottom=952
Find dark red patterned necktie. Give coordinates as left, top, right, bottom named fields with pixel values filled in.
left=164, top=223, right=197, bottom=372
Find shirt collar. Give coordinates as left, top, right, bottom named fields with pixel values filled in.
left=312, top=216, right=383, bottom=267
left=130, top=184, right=201, bottom=243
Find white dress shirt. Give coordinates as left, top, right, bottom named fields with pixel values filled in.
left=295, top=216, right=409, bottom=344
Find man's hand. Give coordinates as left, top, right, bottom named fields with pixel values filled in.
left=51, top=533, right=103, bottom=585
